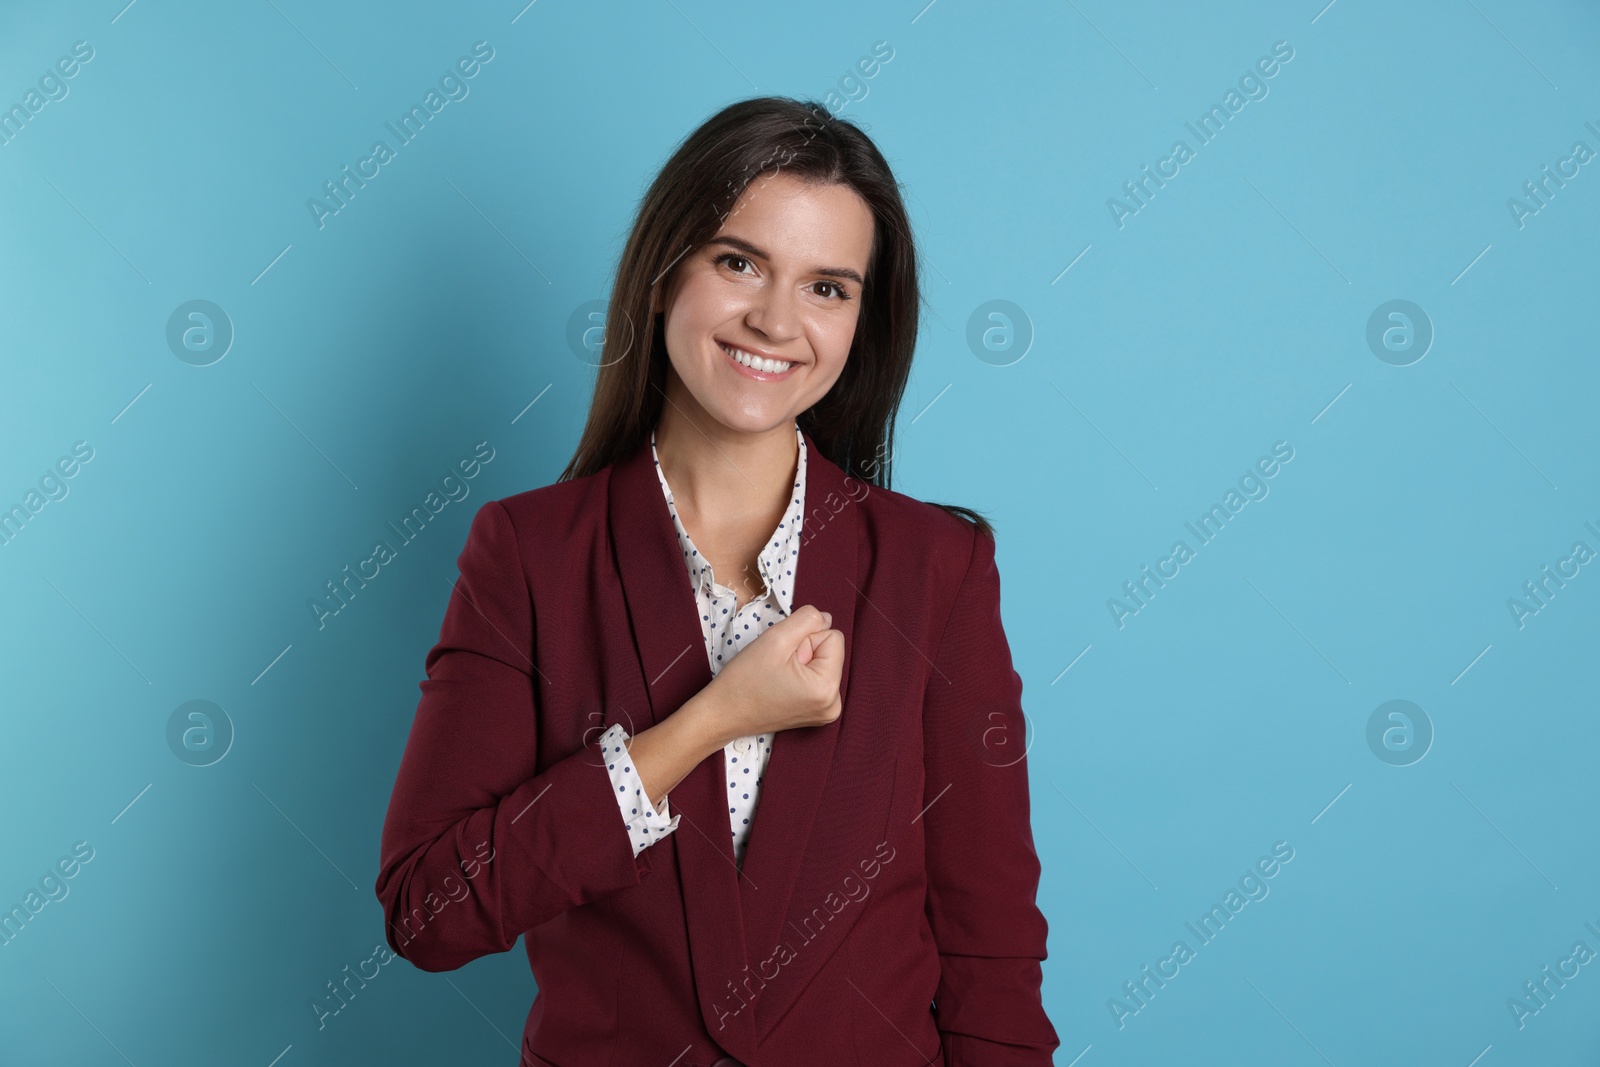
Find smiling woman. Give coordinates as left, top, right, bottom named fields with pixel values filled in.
left=377, top=96, right=1057, bottom=1067
left=651, top=174, right=875, bottom=466
left=561, top=98, right=920, bottom=490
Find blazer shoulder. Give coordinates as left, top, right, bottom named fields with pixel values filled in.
left=860, top=481, right=991, bottom=571
left=479, top=467, right=610, bottom=553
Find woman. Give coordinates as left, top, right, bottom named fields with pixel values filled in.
left=376, top=96, right=1058, bottom=1067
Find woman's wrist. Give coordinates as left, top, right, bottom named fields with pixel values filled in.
left=627, top=686, right=731, bottom=810
left=677, top=683, right=735, bottom=757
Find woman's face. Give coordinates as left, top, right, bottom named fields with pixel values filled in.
left=654, top=171, right=875, bottom=437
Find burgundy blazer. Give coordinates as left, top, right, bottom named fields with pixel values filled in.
left=376, top=427, right=1059, bottom=1067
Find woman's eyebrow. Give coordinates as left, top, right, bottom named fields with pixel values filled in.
left=707, top=234, right=865, bottom=287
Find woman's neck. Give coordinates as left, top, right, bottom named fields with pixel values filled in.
left=653, top=402, right=799, bottom=527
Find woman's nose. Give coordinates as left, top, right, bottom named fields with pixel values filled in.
left=744, top=285, right=800, bottom=342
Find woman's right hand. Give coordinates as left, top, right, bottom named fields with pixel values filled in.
left=696, top=604, right=844, bottom=746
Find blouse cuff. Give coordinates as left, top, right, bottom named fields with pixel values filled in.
left=599, top=722, right=680, bottom=856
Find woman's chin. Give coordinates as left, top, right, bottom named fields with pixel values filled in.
left=701, top=403, right=799, bottom=437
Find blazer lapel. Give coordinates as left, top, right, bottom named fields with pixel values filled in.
left=606, top=426, right=860, bottom=1058
left=735, top=430, right=857, bottom=982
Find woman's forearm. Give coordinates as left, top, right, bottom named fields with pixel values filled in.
left=627, top=688, right=731, bottom=812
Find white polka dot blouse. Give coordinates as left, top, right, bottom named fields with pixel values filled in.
left=597, top=422, right=807, bottom=869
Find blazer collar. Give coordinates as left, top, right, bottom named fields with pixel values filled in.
left=607, top=424, right=859, bottom=1056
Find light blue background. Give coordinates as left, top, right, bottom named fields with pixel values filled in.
left=2, top=1, right=1597, bottom=1064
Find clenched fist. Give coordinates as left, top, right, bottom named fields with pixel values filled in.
left=699, top=604, right=844, bottom=745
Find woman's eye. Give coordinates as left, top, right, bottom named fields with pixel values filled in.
left=715, top=253, right=850, bottom=301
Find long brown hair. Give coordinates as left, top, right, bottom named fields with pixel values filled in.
left=560, top=95, right=991, bottom=537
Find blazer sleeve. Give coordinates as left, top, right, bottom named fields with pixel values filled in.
left=922, top=524, right=1060, bottom=1065
left=375, top=499, right=650, bottom=972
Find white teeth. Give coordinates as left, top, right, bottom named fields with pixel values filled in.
left=720, top=342, right=792, bottom=374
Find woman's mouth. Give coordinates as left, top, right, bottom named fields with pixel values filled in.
left=718, top=340, right=798, bottom=381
